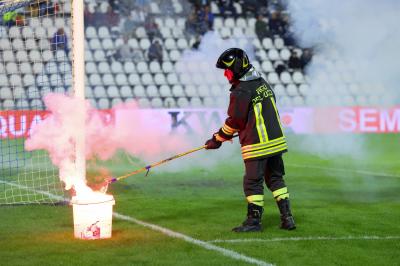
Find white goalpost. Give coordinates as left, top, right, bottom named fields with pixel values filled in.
left=0, top=0, right=85, bottom=205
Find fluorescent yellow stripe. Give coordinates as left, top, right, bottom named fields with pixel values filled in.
left=270, top=97, right=284, bottom=134
left=272, top=187, right=288, bottom=198
left=214, top=134, right=226, bottom=142
left=242, top=144, right=288, bottom=160
left=246, top=195, right=264, bottom=207
left=241, top=137, right=286, bottom=152
left=222, top=123, right=237, bottom=134
left=253, top=103, right=268, bottom=143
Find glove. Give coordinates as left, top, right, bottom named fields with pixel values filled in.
left=205, top=135, right=222, bottom=149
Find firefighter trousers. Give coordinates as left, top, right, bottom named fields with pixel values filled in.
left=243, top=154, right=286, bottom=197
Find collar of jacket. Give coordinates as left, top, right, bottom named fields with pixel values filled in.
left=230, top=67, right=262, bottom=91
left=239, top=66, right=262, bottom=81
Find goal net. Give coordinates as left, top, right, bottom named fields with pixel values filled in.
left=0, top=0, right=74, bottom=204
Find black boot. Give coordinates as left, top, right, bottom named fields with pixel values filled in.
left=277, top=199, right=296, bottom=230
left=232, top=203, right=263, bottom=232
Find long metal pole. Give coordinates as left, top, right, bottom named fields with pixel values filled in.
left=72, top=0, right=86, bottom=181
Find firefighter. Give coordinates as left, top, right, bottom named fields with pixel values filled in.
left=205, top=48, right=296, bottom=232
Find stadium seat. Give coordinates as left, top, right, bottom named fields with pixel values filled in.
left=128, top=73, right=140, bottom=85
left=146, top=85, right=159, bottom=97
left=3, top=99, right=15, bottom=110
left=111, top=61, right=124, bottom=74
left=219, top=28, right=231, bottom=38
left=292, top=71, right=305, bottom=84
left=268, top=49, right=280, bottom=61
left=98, top=62, right=111, bottom=74
left=167, top=73, right=179, bottom=85
left=261, top=61, right=274, bottom=73
left=224, top=18, right=235, bottom=28
left=214, top=17, right=223, bottom=29
left=141, top=73, right=154, bottom=85
left=0, top=87, right=12, bottom=99
left=9, top=27, right=21, bottom=39
left=115, top=73, right=128, bottom=86
left=124, top=61, right=136, bottom=73
left=172, top=85, right=185, bottom=97
left=185, top=85, right=198, bottom=97
left=134, top=85, right=146, bottom=97
left=20, top=62, right=32, bottom=74
left=85, top=86, right=93, bottom=98
left=89, top=74, right=102, bottom=86
left=298, top=84, right=310, bottom=96
left=136, top=27, right=147, bottom=38
left=111, top=98, right=123, bottom=107
left=53, top=86, right=65, bottom=94
left=164, top=38, right=176, bottom=50
left=98, top=98, right=110, bottom=109
left=280, top=48, right=291, bottom=61
left=279, top=96, right=292, bottom=107
left=274, top=37, right=285, bottom=50
left=179, top=73, right=191, bottom=85
left=12, top=39, right=24, bottom=50
left=149, top=61, right=161, bottom=73
left=177, top=38, right=188, bottom=50
left=162, top=61, right=173, bottom=73
left=85, top=49, right=94, bottom=61
left=232, top=28, right=244, bottom=38
left=236, top=17, right=247, bottom=28
left=89, top=39, right=102, bottom=50
left=85, top=26, right=97, bottom=39
left=161, top=97, right=174, bottom=108
left=93, top=50, right=106, bottom=61
left=3, top=50, right=15, bottom=62
left=25, top=39, right=37, bottom=50
left=137, top=62, right=149, bottom=73
left=34, top=27, right=46, bottom=39
left=86, top=62, right=98, bottom=74
left=159, top=85, right=172, bottom=97
left=32, top=62, right=44, bottom=75
left=102, top=74, right=115, bottom=86
left=138, top=98, right=151, bottom=108
left=286, top=84, right=298, bottom=97
left=169, top=50, right=181, bottom=61
left=197, top=85, right=210, bottom=97
left=256, top=49, right=268, bottom=61
left=280, top=71, right=293, bottom=84
left=30, top=99, right=44, bottom=110
left=102, top=39, right=114, bottom=50
left=151, top=97, right=163, bottom=108
left=262, top=38, right=273, bottom=50
left=120, top=86, right=133, bottom=98
left=23, top=74, right=35, bottom=87
left=107, top=86, right=120, bottom=98
left=292, top=96, right=305, bottom=106
left=177, top=97, right=189, bottom=108
left=160, top=27, right=171, bottom=38
left=6, top=62, right=18, bottom=74
left=27, top=86, right=41, bottom=99
left=94, top=86, right=107, bottom=98
left=16, top=99, right=29, bottom=110
left=190, top=97, right=202, bottom=107
left=165, top=17, right=175, bottom=28
left=98, top=26, right=110, bottom=38
left=267, top=72, right=280, bottom=84
left=140, top=38, right=151, bottom=50
left=154, top=73, right=167, bottom=85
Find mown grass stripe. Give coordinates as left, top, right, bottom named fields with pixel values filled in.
left=209, top=236, right=400, bottom=243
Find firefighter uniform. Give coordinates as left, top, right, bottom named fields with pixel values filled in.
left=206, top=47, right=295, bottom=232
left=214, top=69, right=290, bottom=208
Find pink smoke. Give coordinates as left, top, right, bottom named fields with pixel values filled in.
left=25, top=93, right=189, bottom=192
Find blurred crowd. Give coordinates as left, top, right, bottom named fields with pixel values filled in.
left=1, top=0, right=313, bottom=73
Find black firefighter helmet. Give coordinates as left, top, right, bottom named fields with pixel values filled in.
left=216, top=48, right=252, bottom=80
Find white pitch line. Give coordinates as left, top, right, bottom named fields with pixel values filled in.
left=209, top=236, right=400, bottom=243
left=1, top=180, right=272, bottom=266
left=114, top=213, right=272, bottom=266
left=287, top=163, right=400, bottom=178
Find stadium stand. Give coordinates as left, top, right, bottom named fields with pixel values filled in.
left=3, top=0, right=374, bottom=110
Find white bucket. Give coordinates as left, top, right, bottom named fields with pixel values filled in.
left=71, top=195, right=115, bottom=240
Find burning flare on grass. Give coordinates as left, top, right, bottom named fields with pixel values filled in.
left=25, top=93, right=188, bottom=196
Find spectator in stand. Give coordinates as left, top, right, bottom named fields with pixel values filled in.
left=300, top=48, right=313, bottom=69
left=191, top=35, right=202, bottom=50
left=108, top=0, right=118, bottom=11
left=84, top=5, right=95, bottom=27
left=147, top=40, right=163, bottom=63
left=255, top=14, right=270, bottom=41
left=185, top=10, right=198, bottom=37
left=2, top=10, right=17, bottom=27
left=288, top=50, right=302, bottom=70
left=274, top=61, right=286, bottom=75
left=119, top=0, right=136, bottom=16
left=199, top=5, right=214, bottom=31
left=144, top=15, right=162, bottom=41
left=50, top=28, right=69, bottom=55
left=216, top=0, right=237, bottom=18
left=121, top=12, right=142, bottom=38
left=104, top=6, right=119, bottom=27
left=115, top=36, right=144, bottom=62
left=269, top=11, right=285, bottom=36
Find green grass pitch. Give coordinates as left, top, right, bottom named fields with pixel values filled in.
left=0, top=134, right=399, bottom=266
